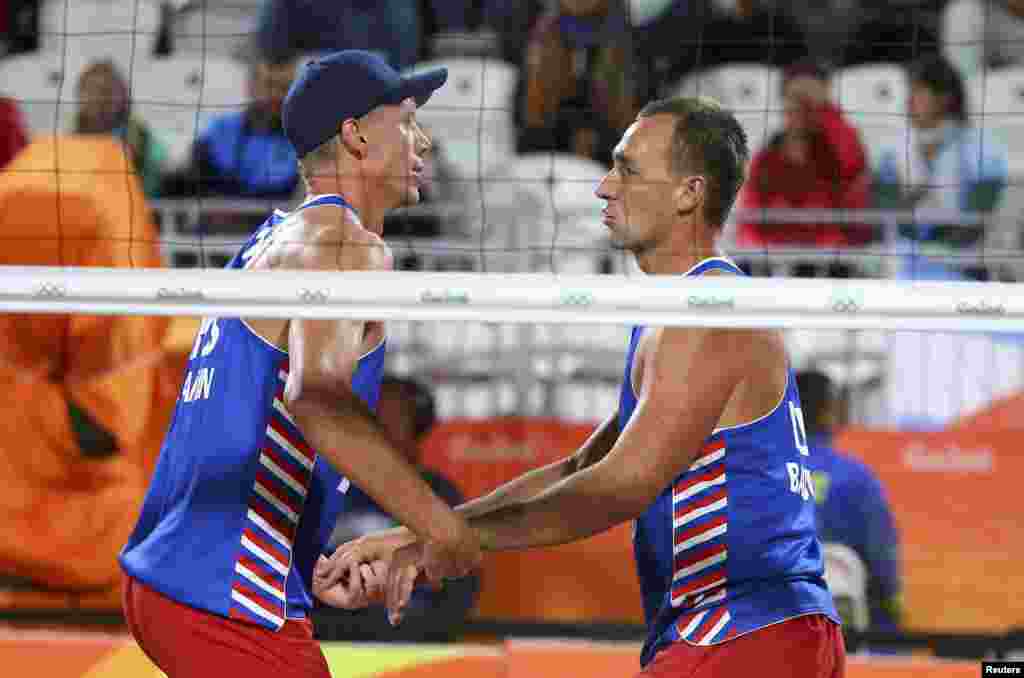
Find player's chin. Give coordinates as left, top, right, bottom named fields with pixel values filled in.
left=398, top=184, right=421, bottom=207
left=607, top=229, right=629, bottom=250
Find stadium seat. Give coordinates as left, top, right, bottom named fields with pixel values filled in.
left=973, top=67, right=1024, bottom=178
left=40, top=0, right=161, bottom=69
left=166, top=0, right=260, bottom=58
left=128, top=55, right=250, bottom=170
left=832, top=64, right=909, bottom=164
left=407, top=58, right=518, bottom=181
left=474, top=153, right=611, bottom=272
left=0, top=52, right=69, bottom=136
left=551, top=379, right=622, bottom=423
left=666, top=63, right=784, bottom=152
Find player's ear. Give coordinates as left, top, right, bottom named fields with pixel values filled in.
left=674, top=174, right=705, bottom=215
left=340, top=119, right=366, bottom=159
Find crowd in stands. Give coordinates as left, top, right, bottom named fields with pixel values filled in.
left=0, top=0, right=1017, bottom=272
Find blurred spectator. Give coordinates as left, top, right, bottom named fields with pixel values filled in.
left=73, top=60, right=168, bottom=197
left=874, top=55, right=1007, bottom=276
left=172, top=54, right=298, bottom=199
left=664, top=0, right=809, bottom=83
left=0, top=0, right=39, bottom=57
left=479, top=0, right=545, bottom=64
left=736, top=61, right=874, bottom=249
left=0, top=97, right=28, bottom=169
left=324, top=375, right=478, bottom=642
left=520, top=0, right=637, bottom=164
left=256, top=0, right=419, bottom=71
left=796, top=369, right=903, bottom=637
left=839, top=0, right=940, bottom=67
left=943, top=0, right=1024, bottom=79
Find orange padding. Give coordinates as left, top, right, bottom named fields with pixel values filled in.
left=424, top=418, right=1024, bottom=633
left=420, top=417, right=644, bottom=624
left=0, top=636, right=982, bottom=678
left=0, top=136, right=181, bottom=595
left=834, top=427, right=1024, bottom=633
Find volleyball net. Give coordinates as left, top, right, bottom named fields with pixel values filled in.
left=1, top=0, right=1024, bottom=649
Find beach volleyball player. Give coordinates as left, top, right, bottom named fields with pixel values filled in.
left=326, top=97, right=846, bottom=677
left=118, top=51, right=481, bottom=677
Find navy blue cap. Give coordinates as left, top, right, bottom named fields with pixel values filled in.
left=282, top=50, right=448, bottom=158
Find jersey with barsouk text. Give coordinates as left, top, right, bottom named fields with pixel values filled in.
left=621, top=257, right=840, bottom=667
left=120, top=194, right=386, bottom=630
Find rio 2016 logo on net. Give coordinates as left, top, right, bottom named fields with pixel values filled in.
left=298, top=288, right=330, bottom=304
left=560, top=290, right=594, bottom=307
left=829, top=288, right=865, bottom=313
left=34, top=282, right=67, bottom=298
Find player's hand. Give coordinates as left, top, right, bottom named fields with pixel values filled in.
left=385, top=535, right=482, bottom=626
left=315, top=529, right=413, bottom=592
left=385, top=541, right=425, bottom=626
left=312, top=554, right=388, bottom=609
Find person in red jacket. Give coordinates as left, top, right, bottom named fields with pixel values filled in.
left=736, top=61, right=874, bottom=251
left=0, top=97, right=29, bottom=170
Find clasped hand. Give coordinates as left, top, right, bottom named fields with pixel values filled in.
left=313, top=529, right=481, bottom=626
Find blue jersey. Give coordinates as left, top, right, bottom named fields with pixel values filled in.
left=622, top=257, right=839, bottom=667
left=120, top=194, right=386, bottom=631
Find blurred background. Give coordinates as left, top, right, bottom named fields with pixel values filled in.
left=2, top=0, right=1024, bottom=675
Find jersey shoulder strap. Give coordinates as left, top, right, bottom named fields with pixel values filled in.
left=686, top=256, right=745, bottom=277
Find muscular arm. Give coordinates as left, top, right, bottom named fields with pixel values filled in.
left=455, top=411, right=620, bottom=519
left=468, top=327, right=754, bottom=551
left=283, top=224, right=473, bottom=553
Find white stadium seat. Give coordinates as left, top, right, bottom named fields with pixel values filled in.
left=973, top=67, right=1024, bottom=178
left=407, top=58, right=518, bottom=180
left=40, top=0, right=161, bottom=70
left=128, top=55, right=251, bottom=170
left=832, top=64, right=909, bottom=164
left=466, top=153, right=611, bottom=272
left=0, top=52, right=70, bottom=136
left=667, top=63, right=784, bottom=152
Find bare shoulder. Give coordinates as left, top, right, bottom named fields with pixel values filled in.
left=274, top=204, right=393, bottom=273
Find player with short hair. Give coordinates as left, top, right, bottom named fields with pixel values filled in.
left=324, top=96, right=845, bottom=677
left=119, top=51, right=481, bottom=678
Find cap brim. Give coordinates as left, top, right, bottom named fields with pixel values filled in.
left=395, top=67, right=448, bottom=108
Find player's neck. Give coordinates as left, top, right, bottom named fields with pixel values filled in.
left=636, top=231, right=721, bottom=276
left=305, top=177, right=385, bottom=235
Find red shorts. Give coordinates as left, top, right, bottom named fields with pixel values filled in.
left=122, top=574, right=330, bottom=678
left=637, top=614, right=845, bottom=678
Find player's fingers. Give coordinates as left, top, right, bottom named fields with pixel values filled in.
left=397, top=564, right=417, bottom=618
left=422, top=562, right=446, bottom=591
left=314, top=554, right=330, bottom=578
left=370, top=559, right=389, bottom=580
left=386, top=563, right=417, bottom=626
left=360, top=563, right=382, bottom=602
left=346, top=561, right=365, bottom=598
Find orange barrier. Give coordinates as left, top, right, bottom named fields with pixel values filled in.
left=0, top=634, right=982, bottom=677
left=421, top=418, right=644, bottom=624
left=835, top=428, right=1024, bottom=633
left=424, top=418, right=1024, bottom=632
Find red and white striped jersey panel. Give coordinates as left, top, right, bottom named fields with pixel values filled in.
left=229, top=361, right=315, bottom=629
left=670, top=439, right=729, bottom=614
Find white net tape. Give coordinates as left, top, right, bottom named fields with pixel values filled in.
left=3, top=265, right=1022, bottom=333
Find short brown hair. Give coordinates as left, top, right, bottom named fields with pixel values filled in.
left=637, top=96, right=749, bottom=226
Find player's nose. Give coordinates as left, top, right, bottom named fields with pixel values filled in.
left=595, top=172, right=617, bottom=200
